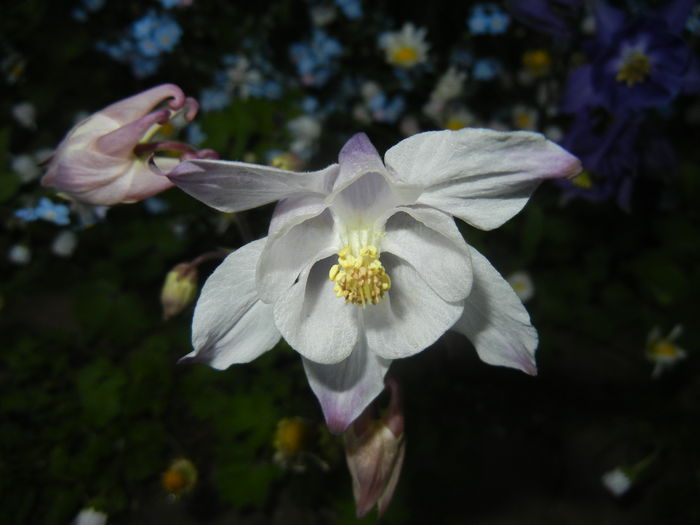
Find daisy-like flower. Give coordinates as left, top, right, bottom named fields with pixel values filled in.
left=507, top=270, right=534, bottom=302
left=646, top=325, right=687, bottom=378
left=170, top=128, right=580, bottom=433
left=379, top=23, right=429, bottom=70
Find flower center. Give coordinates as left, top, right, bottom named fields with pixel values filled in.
left=392, top=47, right=418, bottom=66
left=329, top=245, right=391, bottom=306
left=616, top=51, right=650, bottom=87
left=649, top=341, right=679, bottom=358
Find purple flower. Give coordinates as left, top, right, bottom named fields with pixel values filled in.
left=561, top=0, right=699, bottom=112
left=556, top=110, right=676, bottom=209
left=507, top=0, right=584, bottom=38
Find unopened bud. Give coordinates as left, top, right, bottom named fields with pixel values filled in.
left=162, top=458, right=198, bottom=497
left=344, top=376, right=405, bottom=518
left=161, top=263, right=198, bottom=320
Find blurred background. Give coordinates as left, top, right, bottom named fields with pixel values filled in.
left=2, top=0, right=699, bottom=523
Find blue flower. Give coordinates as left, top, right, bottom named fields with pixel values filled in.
left=15, top=198, right=71, bottom=226
left=335, top=0, right=363, bottom=20
left=368, top=93, right=405, bottom=124
left=472, top=57, right=500, bottom=81
left=468, top=4, right=510, bottom=35
left=290, top=29, right=343, bottom=87
left=200, top=88, right=231, bottom=112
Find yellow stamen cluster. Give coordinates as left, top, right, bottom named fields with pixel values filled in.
left=648, top=340, right=681, bottom=358
left=392, top=47, right=419, bottom=67
left=616, top=52, right=650, bottom=87
left=329, top=245, right=391, bottom=306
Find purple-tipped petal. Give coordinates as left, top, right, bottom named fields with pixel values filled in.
left=333, top=133, right=390, bottom=193
left=100, top=84, right=186, bottom=123
left=385, top=128, right=581, bottom=231
left=303, top=335, right=391, bottom=434
left=182, top=238, right=281, bottom=369
left=452, top=245, right=538, bottom=375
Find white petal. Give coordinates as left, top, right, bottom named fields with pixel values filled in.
left=268, top=193, right=327, bottom=238
left=185, top=238, right=281, bottom=369
left=452, top=246, right=538, bottom=375
left=302, top=335, right=390, bottom=434
left=384, top=128, right=581, bottom=230
left=273, top=257, right=361, bottom=365
left=381, top=207, right=472, bottom=302
left=365, top=255, right=464, bottom=360
left=169, top=159, right=338, bottom=213
left=257, top=209, right=337, bottom=304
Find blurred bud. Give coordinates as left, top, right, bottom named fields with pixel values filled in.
left=344, top=376, right=405, bottom=518
left=161, top=263, right=198, bottom=320
left=601, top=467, right=632, bottom=497
left=72, top=507, right=107, bottom=525
left=273, top=416, right=327, bottom=472
left=8, top=244, right=31, bottom=265
left=52, top=230, right=78, bottom=257
left=269, top=151, right=303, bottom=171
left=42, top=84, right=218, bottom=206
left=162, top=458, right=198, bottom=498
left=12, top=101, right=36, bottom=129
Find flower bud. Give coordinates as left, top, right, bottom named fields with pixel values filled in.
left=344, top=376, right=405, bottom=518
left=161, top=263, right=198, bottom=320
left=162, top=458, right=198, bottom=497
left=42, top=84, right=218, bottom=206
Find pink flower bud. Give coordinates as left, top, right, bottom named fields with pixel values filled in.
left=42, top=84, right=217, bottom=206
left=344, top=376, right=405, bottom=518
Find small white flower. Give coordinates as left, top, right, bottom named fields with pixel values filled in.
left=646, top=325, right=687, bottom=378
left=431, top=67, right=467, bottom=103
left=12, top=101, right=36, bottom=129
left=507, top=271, right=534, bottom=302
left=602, top=467, right=632, bottom=497
left=72, top=507, right=108, bottom=525
left=52, top=230, right=78, bottom=257
left=8, top=244, right=31, bottom=265
left=170, top=128, right=580, bottom=432
left=379, top=23, right=429, bottom=69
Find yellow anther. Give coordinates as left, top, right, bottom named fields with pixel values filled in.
left=616, top=52, right=650, bottom=87
left=329, top=244, right=391, bottom=306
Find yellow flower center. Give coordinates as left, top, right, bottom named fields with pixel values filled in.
left=616, top=52, right=650, bottom=87
left=445, top=117, right=466, bottom=130
left=329, top=245, right=391, bottom=306
left=523, top=49, right=551, bottom=77
left=649, top=341, right=680, bottom=358
left=392, top=47, right=418, bottom=66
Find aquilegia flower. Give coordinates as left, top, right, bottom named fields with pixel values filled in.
left=42, top=84, right=217, bottom=206
left=170, top=128, right=580, bottom=433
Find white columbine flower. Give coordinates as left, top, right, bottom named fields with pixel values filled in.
left=169, top=128, right=580, bottom=433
